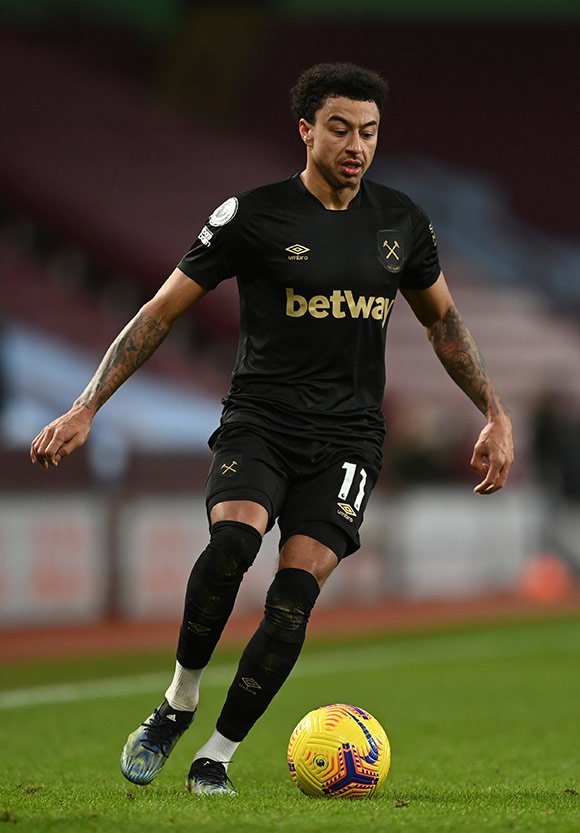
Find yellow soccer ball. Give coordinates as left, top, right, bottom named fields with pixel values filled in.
left=287, top=703, right=391, bottom=798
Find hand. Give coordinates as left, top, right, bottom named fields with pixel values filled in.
left=470, top=415, right=514, bottom=495
left=30, top=405, right=93, bottom=469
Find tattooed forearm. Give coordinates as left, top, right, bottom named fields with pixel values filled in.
left=75, top=309, right=170, bottom=413
left=428, top=306, right=506, bottom=418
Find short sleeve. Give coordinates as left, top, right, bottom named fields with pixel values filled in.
left=177, top=196, right=245, bottom=290
left=399, top=204, right=441, bottom=290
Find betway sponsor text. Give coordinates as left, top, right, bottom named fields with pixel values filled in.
left=286, top=288, right=395, bottom=328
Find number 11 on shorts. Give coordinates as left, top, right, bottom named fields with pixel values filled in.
left=339, top=462, right=368, bottom=512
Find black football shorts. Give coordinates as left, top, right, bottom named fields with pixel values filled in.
left=205, top=424, right=380, bottom=558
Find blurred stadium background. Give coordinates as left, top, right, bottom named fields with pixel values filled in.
left=1, top=0, right=580, bottom=657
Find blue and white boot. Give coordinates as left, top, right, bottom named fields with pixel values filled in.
left=121, top=700, right=195, bottom=785
left=186, top=757, right=238, bottom=796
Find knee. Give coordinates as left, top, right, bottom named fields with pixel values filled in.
left=198, top=520, right=262, bottom=585
left=262, top=568, right=320, bottom=644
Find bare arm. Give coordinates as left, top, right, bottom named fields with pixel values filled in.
left=30, top=268, right=206, bottom=468
left=401, top=272, right=514, bottom=494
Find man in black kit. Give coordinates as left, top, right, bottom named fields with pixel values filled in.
left=30, top=63, right=514, bottom=795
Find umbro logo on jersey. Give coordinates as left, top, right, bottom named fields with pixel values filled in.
left=286, top=243, right=310, bottom=261
left=286, top=288, right=395, bottom=328
left=337, top=502, right=357, bottom=522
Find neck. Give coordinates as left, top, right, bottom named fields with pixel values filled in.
left=299, top=168, right=360, bottom=211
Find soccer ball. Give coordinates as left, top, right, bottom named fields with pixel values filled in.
left=287, top=703, right=390, bottom=799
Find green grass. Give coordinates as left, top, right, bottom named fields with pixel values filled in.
left=1, top=616, right=579, bottom=832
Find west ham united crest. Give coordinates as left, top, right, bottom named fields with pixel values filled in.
left=377, top=230, right=405, bottom=273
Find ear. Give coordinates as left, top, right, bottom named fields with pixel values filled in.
left=299, top=118, right=314, bottom=147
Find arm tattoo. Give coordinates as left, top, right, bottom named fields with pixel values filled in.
left=428, top=306, right=505, bottom=418
left=75, top=310, right=170, bottom=412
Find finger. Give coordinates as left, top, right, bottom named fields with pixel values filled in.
left=474, top=480, right=500, bottom=495
left=474, top=462, right=508, bottom=495
left=30, top=435, right=51, bottom=468
left=470, top=445, right=490, bottom=474
left=30, top=450, right=49, bottom=468
left=31, top=426, right=53, bottom=457
left=474, top=458, right=499, bottom=492
left=45, top=428, right=85, bottom=466
left=30, top=450, right=49, bottom=469
left=41, top=433, right=71, bottom=466
left=30, top=449, right=49, bottom=469
left=30, top=432, right=45, bottom=458
left=56, top=437, right=81, bottom=460
left=470, top=450, right=482, bottom=470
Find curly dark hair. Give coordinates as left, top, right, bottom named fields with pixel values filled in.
left=290, top=62, right=388, bottom=123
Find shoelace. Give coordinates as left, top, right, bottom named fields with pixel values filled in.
left=140, top=711, right=182, bottom=753
left=191, top=758, right=237, bottom=792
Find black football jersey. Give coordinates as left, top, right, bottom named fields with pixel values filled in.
left=178, top=174, right=440, bottom=455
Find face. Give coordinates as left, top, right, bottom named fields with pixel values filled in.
left=299, top=96, right=380, bottom=192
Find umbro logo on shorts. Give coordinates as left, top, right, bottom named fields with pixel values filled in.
left=337, top=502, right=357, bottom=522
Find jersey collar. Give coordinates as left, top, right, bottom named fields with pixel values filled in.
left=290, top=173, right=363, bottom=211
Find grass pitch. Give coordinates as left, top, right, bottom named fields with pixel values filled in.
left=0, top=615, right=579, bottom=832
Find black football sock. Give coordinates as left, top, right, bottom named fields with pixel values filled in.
left=176, top=520, right=262, bottom=669
left=216, top=567, right=320, bottom=742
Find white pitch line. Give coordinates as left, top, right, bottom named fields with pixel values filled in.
left=0, top=636, right=578, bottom=710
left=0, top=669, right=230, bottom=710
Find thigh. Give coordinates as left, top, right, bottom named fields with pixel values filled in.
left=210, top=499, right=270, bottom=534
left=278, top=534, right=339, bottom=586
left=206, top=427, right=288, bottom=532
left=278, top=454, right=380, bottom=559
